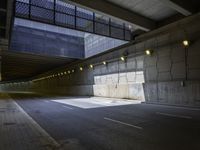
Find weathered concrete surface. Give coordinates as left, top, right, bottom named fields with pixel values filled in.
left=144, top=81, right=200, bottom=107
left=93, top=83, right=145, bottom=100
left=92, top=71, right=145, bottom=99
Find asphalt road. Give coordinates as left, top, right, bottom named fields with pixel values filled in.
left=10, top=94, right=200, bottom=150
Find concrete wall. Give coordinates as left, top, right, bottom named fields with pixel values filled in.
left=144, top=81, right=200, bottom=106
left=141, top=13, right=200, bottom=107
left=10, top=23, right=85, bottom=58
left=93, top=68, right=145, bottom=100
left=1, top=13, right=200, bottom=107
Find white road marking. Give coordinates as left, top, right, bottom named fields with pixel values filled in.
left=156, top=112, right=192, bottom=119
left=44, top=100, right=50, bottom=103
left=104, top=117, right=143, bottom=130
left=62, top=105, right=73, bottom=110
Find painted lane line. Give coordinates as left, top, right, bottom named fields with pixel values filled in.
left=44, top=100, right=50, bottom=103
left=62, top=105, right=73, bottom=110
left=156, top=112, right=192, bottom=119
left=104, top=117, right=143, bottom=130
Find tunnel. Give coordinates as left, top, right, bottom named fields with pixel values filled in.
left=0, top=0, right=200, bottom=150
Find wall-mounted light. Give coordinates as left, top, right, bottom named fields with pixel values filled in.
left=61, top=72, right=63, bottom=76
left=72, top=69, right=75, bottom=73
left=120, top=56, right=125, bottom=61
left=103, top=61, right=106, bottom=65
left=68, top=70, right=71, bottom=74
left=64, top=71, right=67, bottom=75
left=90, top=64, right=93, bottom=69
left=182, top=40, right=190, bottom=47
left=128, top=25, right=132, bottom=30
left=80, top=67, right=83, bottom=71
left=145, top=49, right=153, bottom=56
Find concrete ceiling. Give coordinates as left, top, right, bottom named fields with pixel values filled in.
left=107, top=0, right=178, bottom=21
left=107, top=0, right=200, bottom=20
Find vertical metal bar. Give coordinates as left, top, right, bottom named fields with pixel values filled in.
left=8, top=0, right=17, bottom=47
left=54, top=0, right=56, bottom=24
left=75, top=6, right=77, bottom=29
left=14, top=0, right=16, bottom=16
left=29, top=0, right=31, bottom=19
left=93, top=12, right=95, bottom=33
left=123, top=23, right=126, bottom=40
left=109, top=18, right=111, bottom=37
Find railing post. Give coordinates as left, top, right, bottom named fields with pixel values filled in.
left=75, top=6, right=77, bottom=29
left=109, top=18, right=111, bottom=37
left=123, top=23, right=126, bottom=40
left=93, top=12, right=95, bottom=33
left=54, top=0, right=56, bottom=24
left=29, top=0, right=31, bottom=19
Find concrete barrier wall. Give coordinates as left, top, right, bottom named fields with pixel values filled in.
left=144, top=81, right=200, bottom=107
left=93, top=83, right=145, bottom=100
left=141, top=13, right=200, bottom=106
left=93, top=71, right=145, bottom=99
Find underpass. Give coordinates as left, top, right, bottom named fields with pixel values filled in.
left=0, top=0, right=200, bottom=149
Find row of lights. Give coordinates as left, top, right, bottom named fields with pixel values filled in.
left=33, top=56, right=127, bottom=82
left=33, top=69, right=76, bottom=82
left=33, top=40, right=190, bottom=82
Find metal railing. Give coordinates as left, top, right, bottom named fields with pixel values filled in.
left=14, top=0, right=132, bottom=41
